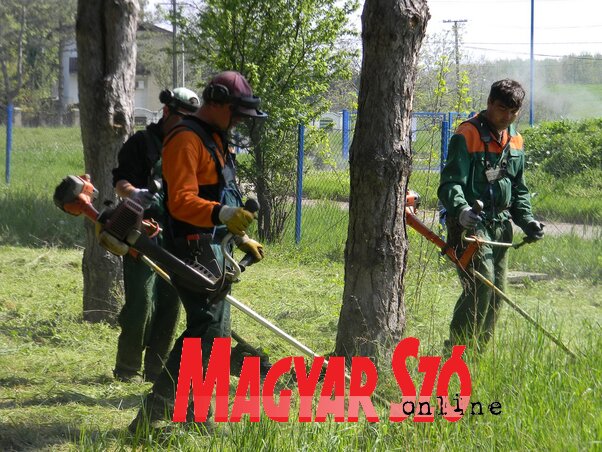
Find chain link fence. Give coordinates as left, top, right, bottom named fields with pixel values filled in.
left=287, top=111, right=601, bottom=281
left=288, top=111, right=447, bottom=258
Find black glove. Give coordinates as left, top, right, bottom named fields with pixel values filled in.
left=524, top=220, right=545, bottom=241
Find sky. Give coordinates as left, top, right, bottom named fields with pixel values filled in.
left=148, top=0, right=602, bottom=61
left=426, top=0, right=602, bottom=60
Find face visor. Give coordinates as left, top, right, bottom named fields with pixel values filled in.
left=228, top=95, right=268, bottom=148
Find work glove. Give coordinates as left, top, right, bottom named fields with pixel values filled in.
left=458, top=206, right=482, bottom=229
left=219, top=205, right=254, bottom=236
left=234, top=234, right=265, bottom=262
left=524, top=220, right=545, bottom=242
left=129, top=188, right=156, bottom=209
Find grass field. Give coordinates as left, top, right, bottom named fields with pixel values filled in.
left=0, top=127, right=600, bottom=450
left=545, top=84, right=602, bottom=119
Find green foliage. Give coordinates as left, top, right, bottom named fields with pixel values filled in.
left=522, top=118, right=602, bottom=177
left=180, top=0, right=358, bottom=241
left=453, top=70, right=472, bottom=114
left=0, top=0, right=76, bottom=108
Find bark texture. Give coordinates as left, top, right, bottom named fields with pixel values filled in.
left=335, top=0, right=430, bottom=362
left=76, top=0, right=138, bottom=323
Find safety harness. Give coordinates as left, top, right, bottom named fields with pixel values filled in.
left=466, top=115, right=512, bottom=220
left=163, top=117, right=243, bottom=240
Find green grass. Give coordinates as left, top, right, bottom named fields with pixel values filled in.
left=0, top=245, right=600, bottom=450
left=545, top=84, right=602, bottom=119
left=0, top=127, right=85, bottom=247
left=0, top=126, right=600, bottom=449
left=301, top=167, right=601, bottom=225
left=529, top=168, right=602, bottom=224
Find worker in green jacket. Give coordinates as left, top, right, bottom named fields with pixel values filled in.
left=112, top=87, right=200, bottom=382
left=438, top=79, right=544, bottom=350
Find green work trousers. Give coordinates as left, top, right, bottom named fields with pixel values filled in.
left=447, top=218, right=513, bottom=348
left=115, top=251, right=181, bottom=380
left=149, top=237, right=231, bottom=405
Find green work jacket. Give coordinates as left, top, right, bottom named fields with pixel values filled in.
left=438, top=112, right=534, bottom=229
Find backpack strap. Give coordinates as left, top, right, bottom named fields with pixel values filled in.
left=165, top=118, right=227, bottom=193
left=466, top=116, right=491, bottom=148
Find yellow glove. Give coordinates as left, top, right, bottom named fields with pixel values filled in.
left=235, top=234, right=265, bottom=262
left=218, top=206, right=254, bottom=236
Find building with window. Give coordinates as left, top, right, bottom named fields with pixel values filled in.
left=59, top=23, right=171, bottom=126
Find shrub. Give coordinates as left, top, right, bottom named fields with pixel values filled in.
left=522, top=118, right=602, bottom=177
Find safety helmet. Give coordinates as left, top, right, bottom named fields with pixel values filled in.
left=159, top=86, right=200, bottom=113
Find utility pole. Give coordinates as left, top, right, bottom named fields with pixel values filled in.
left=443, top=19, right=467, bottom=91
left=172, top=0, right=177, bottom=88
left=529, top=0, right=535, bottom=126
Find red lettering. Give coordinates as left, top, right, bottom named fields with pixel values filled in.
left=347, top=357, right=379, bottom=422
left=436, top=345, right=471, bottom=422
left=315, top=357, right=346, bottom=422
left=172, top=337, right=231, bottom=422
left=230, top=356, right=261, bottom=422
left=262, top=357, right=293, bottom=422
left=389, top=337, right=419, bottom=422
left=294, top=356, right=324, bottom=422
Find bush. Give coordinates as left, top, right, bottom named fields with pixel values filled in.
left=522, top=118, right=602, bottom=177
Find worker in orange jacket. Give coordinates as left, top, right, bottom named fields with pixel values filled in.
left=129, top=71, right=267, bottom=433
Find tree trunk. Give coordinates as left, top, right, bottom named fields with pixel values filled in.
left=76, top=0, right=139, bottom=323
left=334, top=0, right=429, bottom=362
left=57, top=20, right=67, bottom=125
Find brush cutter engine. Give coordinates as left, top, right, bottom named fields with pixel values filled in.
left=53, top=174, right=254, bottom=296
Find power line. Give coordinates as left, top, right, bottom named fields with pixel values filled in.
left=464, top=46, right=602, bottom=60
left=465, top=41, right=602, bottom=45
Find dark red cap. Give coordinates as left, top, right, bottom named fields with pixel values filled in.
left=209, top=71, right=253, bottom=97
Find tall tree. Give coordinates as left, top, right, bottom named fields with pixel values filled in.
left=181, top=0, right=358, bottom=241
left=335, top=0, right=429, bottom=362
left=76, top=0, right=139, bottom=323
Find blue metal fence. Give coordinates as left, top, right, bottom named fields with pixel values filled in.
left=293, top=111, right=458, bottom=245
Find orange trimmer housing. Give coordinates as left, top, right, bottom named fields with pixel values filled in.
left=404, top=190, right=479, bottom=272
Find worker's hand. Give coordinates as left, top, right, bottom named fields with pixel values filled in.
left=459, top=206, right=482, bottom=229
left=524, top=220, right=545, bottom=241
left=219, top=205, right=254, bottom=236
left=235, top=234, right=264, bottom=262
left=129, top=188, right=155, bottom=209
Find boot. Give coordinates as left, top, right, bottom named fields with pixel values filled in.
left=128, top=392, right=173, bottom=434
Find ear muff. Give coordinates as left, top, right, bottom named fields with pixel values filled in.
left=202, top=84, right=262, bottom=109
left=202, top=83, right=232, bottom=104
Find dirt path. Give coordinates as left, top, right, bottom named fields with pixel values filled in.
left=300, top=199, right=601, bottom=239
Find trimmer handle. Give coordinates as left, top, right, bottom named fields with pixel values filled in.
left=244, top=198, right=259, bottom=215
left=238, top=198, right=260, bottom=271
left=239, top=253, right=257, bottom=272
left=471, top=200, right=484, bottom=216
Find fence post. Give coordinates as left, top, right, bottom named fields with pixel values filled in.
left=440, top=117, right=449, bottom=172
left=342, top=109, right=350, bottom=160
left=5, top=103, right=13, bottom=184
left=295, top=124, right=305, bottom=244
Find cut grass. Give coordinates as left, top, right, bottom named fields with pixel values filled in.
left=0, top=245, right=600, bottom=450
left=0, top=126, right=600, bottom=449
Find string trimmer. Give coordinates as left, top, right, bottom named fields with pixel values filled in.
left=53, top=175, right=345, bottom=365
left=405, top=191, right=577, bottom=358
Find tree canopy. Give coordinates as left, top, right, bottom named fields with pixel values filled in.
left=181, top=0, right=359, bottom=240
